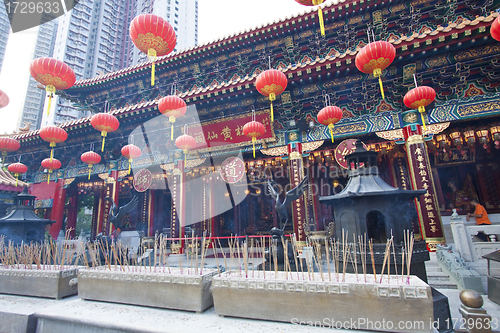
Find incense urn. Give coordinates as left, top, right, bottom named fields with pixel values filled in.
left=0, top=266, right=78, bottom=299
left=78, top=267, right=217, bottom=312
left=212, top=272, right=434, bottom=333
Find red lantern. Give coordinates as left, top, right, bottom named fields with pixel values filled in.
left=255, top=69, right=287, bottom=122
left=121, top=144, right=142, bottom=174
left=130, top=14, right=176, bottom=86
left=29, top=57, right=76, bottom=116
left=158, top=96, right=187, bottom=140
left=0, top=89, right=9, bottom=108
left=491, top=16, right=500, bottom=41
left=317, top=106, right=343, bottom=143
left=243, top=121, right=266, bottom=158
left=175, top=134, right=196, bottom=164
left=294, top=0, right=325, bottom=36
left=403, top=86, right=436, bottom=131
left=8, top=162, right=27, bottom=186
left=39, top=125, right=67, bottom=160
left=91, top=113, right=120, bottom=152
left=0, top=137, right=20, bottom=164
left=41, top=157, right=61, bottom=184
left=80, top=151, right=101, bottom=180
left=355, top=41, right=396, bottom=99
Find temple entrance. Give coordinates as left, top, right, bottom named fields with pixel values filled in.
left=366, top=210, right=386, bottom=243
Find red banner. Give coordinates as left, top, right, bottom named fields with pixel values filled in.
left=187, top=111, right=275, bottom=152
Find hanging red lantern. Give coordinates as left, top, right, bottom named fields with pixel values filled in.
left=39, top=125, right=67, bottom=161
left=0, top=89, right=9, bottom=108
left=317, top=106, right=343, bottom=143
left=294, top=0, right=326, bottom=36
left=256, top=69, right=287, bottom=123
left=403, top=86, right=436, bottom=131
left=158, top=96, right=187, bottom=140
left=175, top=134, right=196, bottom=164
left=243, top=121, right=266, bottom=158
left=490, top=126, right=500, bottom=149
left=121, top=144, right=142, bottom=174
left=91, top=113, right=120, bottom=152
left=8, top=162, right=27, bottom=186
left=41, top=157, right=61, bottom=184
left=355, top=41, right=396, bottom=99
left=80, top=151, right=101, bottom=180
left=29, top=57, right=76, bottom=116
left=0, top=137, right=20, bottom=164
left=491, top=16, right=500, bottom=41
left=130, top=14, right=176, bottom=86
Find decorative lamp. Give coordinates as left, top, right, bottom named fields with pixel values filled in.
left=255, top=69, right=287, bottom=122
left=490, top=126, right=500, bottom=149
left=449, top=132, right=463, bottom=150
left=0, top=89, right=9, bottom=108
left=175, top=132, right=196, bottom=164
left=158, top=95, right=187, bottom=140
left=294, top=0, right=326, bottom=36
left=435, top=134, right=449, bottom=153
left=355, top=41, right=396, bottom=99
left=41, top=157, right=61, bottom=184
left=463, top=130, right=476, bottom=150
left=317, top=105, right=342, bottom=143
left=29, top=57, right=76, bottom=115
left=39, top=125, right=68, bottom=161
left=243, top=121, right=265, bottom=158
left=91, top=113, right=119, bottom=152
left=7, top=162, right=27, bottom=186
left=121, top=144, right=142, bottom=174
left=80, top=151, right=101, bottom=180
left=403, top=86, right=436, bottom=130
left=0, top=137, right=20, bottom=164
left=491, top=16, right=500, bottom=41
left=130, top=14, right=176, bottom=86
left=476, top=130, right=490, bottom=151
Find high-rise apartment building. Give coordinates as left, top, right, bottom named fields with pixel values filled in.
left=0, top=5, right=11, bottom=74
left=42, top=0, right=198, bottom=127
left=18, top=20, right=58, bottom=130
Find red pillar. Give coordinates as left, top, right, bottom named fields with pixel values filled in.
left=66, top=190, right=79, bottom=239
left=287, top=129, right=308, bottom=249
left=402, top=111, right=446, bottom=251
left=49, top=179, right=66, bottom=239
left=171, top=149, right=186, bottom=253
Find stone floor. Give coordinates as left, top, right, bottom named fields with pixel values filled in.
left=0, top=254, right=499, bottom=333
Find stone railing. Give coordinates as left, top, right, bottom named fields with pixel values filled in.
left=449, top=214, right=500, bottom=262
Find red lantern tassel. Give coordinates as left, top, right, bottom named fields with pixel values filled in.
left=252, top=137, right=256, bottom=158
left=269, top=92, right=275, bottom=122
left=170, top=116, right=176, bottom=140
left=317, top=7, right=325, bottom=36
left=419, top=106, right=427, bottom=131
left=45, top=85, right=55, bottom=116
left=128, top=158, right=132, bottom=175
left=15, top=174, right=18, bottom=187
left=328, top=123, right=335, bottom=143
left=88, top=165, right=92, bottom=180
left=373, top=68, right=385, bottom=99
left=184, top=149, right=187, bottom=164
left=148, top=49, right=157, bottom=86
left=50, top=142, right=55, bottom=161
left=47, top=171, right=51, bottom=184
left=101, top=131, right=107, bottom=152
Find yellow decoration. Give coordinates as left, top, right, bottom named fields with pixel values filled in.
left=328, top=123, right=335, bottom=143
left=101, top=131, right=107, bottom=152
left=418, top=106, right=427, bottom=131
left=252, top=137, right=257, bottom=158
left=169, top=116, right=176, bottom=140
left=373, top=68, right=385, bottom=99
left=148, top=48, right=157, bottom=86
left=269, top=92, right=276, bottom=122
left=45, top=85, right=56, bottom=116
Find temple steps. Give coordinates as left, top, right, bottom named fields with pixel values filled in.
left=426, top=254, right=459, bottom=290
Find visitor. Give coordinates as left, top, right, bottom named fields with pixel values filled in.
left=466, top=198, right=492, bottom=225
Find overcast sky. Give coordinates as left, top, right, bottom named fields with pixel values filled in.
left=0, top=0, right=329, bottom=134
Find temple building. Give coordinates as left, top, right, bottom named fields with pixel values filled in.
left=7, top=0, right=500, bottom=251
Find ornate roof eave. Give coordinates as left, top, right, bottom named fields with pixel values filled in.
left=65, top=12, right=497, bottom=105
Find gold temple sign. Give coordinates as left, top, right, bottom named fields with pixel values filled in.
left=457, top=101, right=500, bottom=117
left=133, top=169, right=152, bottom=192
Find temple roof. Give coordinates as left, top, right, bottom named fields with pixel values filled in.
left=0, top=168, right=28, bottom=190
